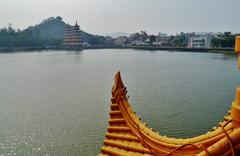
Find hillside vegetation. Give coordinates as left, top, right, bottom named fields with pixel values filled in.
left=0, top=16, right=106, bottom=47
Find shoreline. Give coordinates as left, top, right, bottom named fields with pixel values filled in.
left=0, top=46, right=235, bottom=55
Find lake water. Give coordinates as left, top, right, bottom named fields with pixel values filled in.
left=0, top=49, right=239, bottom=156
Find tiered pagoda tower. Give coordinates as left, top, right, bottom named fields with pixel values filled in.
left=63, top=21, right=82, bottom=48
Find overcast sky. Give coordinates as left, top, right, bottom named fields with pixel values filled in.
left=1, top=0, right=240, bottom=35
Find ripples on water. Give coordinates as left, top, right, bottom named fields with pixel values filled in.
left=0, top=49, right=239, bottom=155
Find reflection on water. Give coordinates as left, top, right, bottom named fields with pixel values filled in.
left=0, top=49, right=239, bottom=155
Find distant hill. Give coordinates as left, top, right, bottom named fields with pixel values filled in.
left=108, top=32, right=129, bottom=38
left=0, top=16, right=107, bottom=47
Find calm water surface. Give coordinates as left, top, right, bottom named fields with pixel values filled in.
left=0, top=49, right=239, bottom=156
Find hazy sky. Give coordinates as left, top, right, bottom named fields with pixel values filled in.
left=1, top=0, right=240, bottom=35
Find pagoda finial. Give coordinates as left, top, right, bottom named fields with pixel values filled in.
left=75, top=21, right=79, bottom=27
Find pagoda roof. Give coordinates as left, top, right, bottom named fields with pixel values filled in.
left=99, top=72, right=240, bottom=156
left=74, top=21, right=80, bottom=28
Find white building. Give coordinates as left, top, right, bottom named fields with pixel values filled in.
left=131, top=40, right=146, bottom=46
left=188, top=33, right=213, bottom=48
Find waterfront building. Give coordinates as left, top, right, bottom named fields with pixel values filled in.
left=173, top=32, right=189, bottom=47
left=114, top=36, right=128, bottom=45
left=63, top=22, right=82, bottom=48
left=153, top=32, right=170, bottom=46
left=129, top=31, right=148, bottom=44
left=130, top=40, right=146, bottom=46
left=188, top=33, right=213, bottom=48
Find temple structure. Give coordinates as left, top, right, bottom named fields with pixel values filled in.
left=63, top=22, right=82, bottom=48
left=99, top=36, right=240, bottom=156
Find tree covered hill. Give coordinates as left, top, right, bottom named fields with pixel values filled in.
left=0, top=16, right=106, bottom=47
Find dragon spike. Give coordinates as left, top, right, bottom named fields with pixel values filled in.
left=112, top=71, right=125, bottom=93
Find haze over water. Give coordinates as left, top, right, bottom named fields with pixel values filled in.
left=0, top=49, right=239, bottom=155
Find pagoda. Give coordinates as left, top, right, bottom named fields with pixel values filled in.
left=63, top=21, right=82, bottom=48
